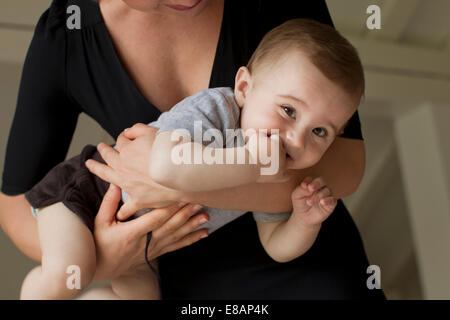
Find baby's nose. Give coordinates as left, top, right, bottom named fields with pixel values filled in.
left=286, top=130, right=304, bottom=149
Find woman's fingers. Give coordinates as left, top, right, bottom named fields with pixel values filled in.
left=116, top=199, right=141, bottom=221
left=115, top=132, right=131, bottom=151
left=95, top=184, right=122, bottom=227
left=152, top=204, right=208, bottom=240
left=155, top=229, right=208, bottom=258
left=124, top=202, right=188, bottom=238
left=154, top=212, right=209, bottom=250
left=123, top=123, right=153, bottom=140
left=85, top=158, right=122, bottom=187
left=85, top=143, right=122, bottom=185
left=96, top=143, right=121, bottom=169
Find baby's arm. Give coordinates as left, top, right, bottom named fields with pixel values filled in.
left=257, top=177, right=337, bottom=263
left=149, top=130, right=288, bottom=192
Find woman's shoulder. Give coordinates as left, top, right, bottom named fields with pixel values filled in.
left=36, top=0, right=102, bottom=36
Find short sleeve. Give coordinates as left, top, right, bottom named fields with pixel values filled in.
left=253, top=211, right=291, bottom=223
left=147, top=88, right=242, bottom=147
left=1, top=1, right=81, bottom=195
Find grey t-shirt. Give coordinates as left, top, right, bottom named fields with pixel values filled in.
left=127, top=87, right=291, bottom=234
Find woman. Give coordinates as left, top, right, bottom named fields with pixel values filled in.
left=0, top=0, right=385, bottom=299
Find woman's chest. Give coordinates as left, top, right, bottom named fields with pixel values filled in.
left=116, top=39, right=217, bottom=112
left=106, top=14, right=223, bottom=113
left=68, top=30, right=222, bottom=137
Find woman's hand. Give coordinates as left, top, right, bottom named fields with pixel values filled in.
left=85, top=123, right=181, bottom=220
left=93, top=184, right=209, bottom=282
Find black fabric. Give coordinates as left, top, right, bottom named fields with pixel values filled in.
left=2, top=0, right=381, bottom=299
left=159, top=201, right=383, bottom=299
left=24, top=145, right=108, bottom=233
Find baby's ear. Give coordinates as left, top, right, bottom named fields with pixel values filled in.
left=234, top=66, right=252, bottom=108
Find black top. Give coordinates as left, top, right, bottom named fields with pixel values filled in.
left=2, top=0, right=384, bottom=299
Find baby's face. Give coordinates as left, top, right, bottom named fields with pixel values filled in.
left=235, top=51, right=360, bottom=170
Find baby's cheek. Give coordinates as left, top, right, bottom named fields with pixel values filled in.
left=299, top=149, right=324, bottom=168
left=245, top=113, right=282, bottom=133
left=261, top=115, right=284, bottom=132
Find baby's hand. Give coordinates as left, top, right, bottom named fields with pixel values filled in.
left=291, top=177, right=337, bottom=228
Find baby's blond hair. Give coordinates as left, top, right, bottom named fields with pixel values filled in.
left=247, top=19, right=365, bottom=98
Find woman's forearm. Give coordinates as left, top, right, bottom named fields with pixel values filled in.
left=0, top=193, right=42, bottom=262
left=177, top=137, right=365, bottom=213
left=298, top=137, right=365, bottom=199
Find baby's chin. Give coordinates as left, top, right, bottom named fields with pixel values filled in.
left=285, top=155, right=296, bottom=169
left=285, top=156, right=308, bottom=170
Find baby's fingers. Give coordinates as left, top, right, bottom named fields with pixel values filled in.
left=306, top=186, right=331, bottom=206
left=319, top=196, right=337, bottom=214
left=292, top=182, right=313, bottom=201
left=306, top=177, right=326, bottom=193
left=300, top=176, right=314, bottom=190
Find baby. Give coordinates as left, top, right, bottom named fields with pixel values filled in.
left=20, top=19, right=364, bottom=299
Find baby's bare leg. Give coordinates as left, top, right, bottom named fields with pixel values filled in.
left=110, top=263, right=160, bottom=300
left=77, top=263, right=159, bottom=300
left=76, top=285, right=120, bottom=300
left=20, top=202, right=96, bottom=300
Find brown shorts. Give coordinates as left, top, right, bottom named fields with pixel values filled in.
left=25, top=145, right=111, bottom=233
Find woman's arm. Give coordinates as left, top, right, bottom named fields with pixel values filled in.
left=88, top=124, right=365, bottom=218
left=0, top=4, right=80, bottom=261
left=181, top=137, right=365, bottom=213
left=0, top=194, right=42, bottom=262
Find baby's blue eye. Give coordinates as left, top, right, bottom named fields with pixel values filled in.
left=313, top=127, right=327, bottom=137
left=282, top=106, right=296, bottom=119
